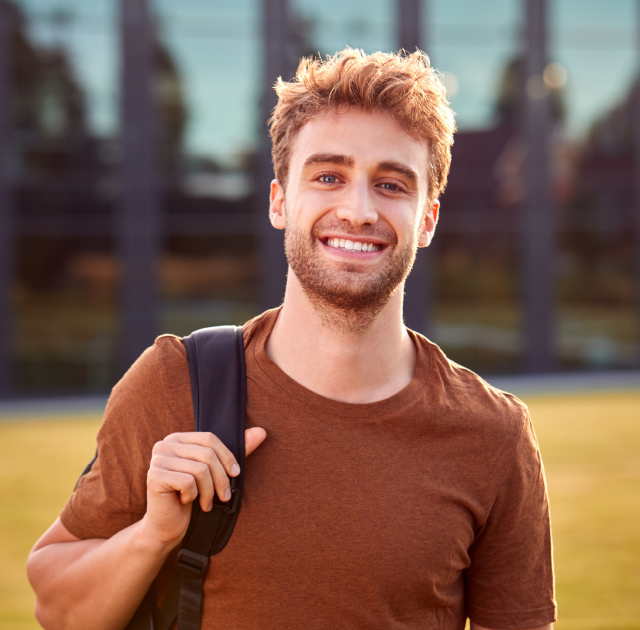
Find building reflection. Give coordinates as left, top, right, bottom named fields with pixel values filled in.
left=0, top=0, right=638, bottom=397
left=557, top=73, right=639, bottom=369
left=4, top=1, right=114, bottom=393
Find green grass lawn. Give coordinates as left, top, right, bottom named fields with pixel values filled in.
left=1, top=392, right=639, bottom=629
left=528, top=393, right=640, bottom=630
left=0, top=417, right=101, bottom=630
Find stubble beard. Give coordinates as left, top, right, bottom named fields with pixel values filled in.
left=284, top=216, right=418, bottom=333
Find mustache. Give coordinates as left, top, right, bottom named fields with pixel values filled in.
left=310, top=219, right=398, bottom=244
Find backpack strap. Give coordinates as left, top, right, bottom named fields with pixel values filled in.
left=124, top=325, right=246, bottom=630
left=173, top=325, right=246, bottom=630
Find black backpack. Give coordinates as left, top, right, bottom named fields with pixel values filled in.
left=79, top=326, right=246, bottom=630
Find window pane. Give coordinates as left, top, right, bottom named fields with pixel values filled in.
left=429, top=0, right=522, bottom=131
left=151, top=0, right=260, bottom=335
left=551, top=0, right=638, bottom=369
left=291, top=0, right=396, bottom=57
left=12, top=0, right=118, bottom=393
left=426, top=0, right=524, bottom=373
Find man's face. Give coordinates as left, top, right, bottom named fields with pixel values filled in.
left=270, top=108, right=438, bottom=314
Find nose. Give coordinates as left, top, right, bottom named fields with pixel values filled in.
left=335, top=180, right=378, bottom=226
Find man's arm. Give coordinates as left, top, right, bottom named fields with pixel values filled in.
left=471, top=622, right=553, bottom=630
left=28, top=516, right=173, bottom=630
left=27, top=428, right=266, bottom=630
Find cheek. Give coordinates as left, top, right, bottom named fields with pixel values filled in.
left=387, top=206, right=422, bottom=238
left=289, top=195, right=332, bottom=228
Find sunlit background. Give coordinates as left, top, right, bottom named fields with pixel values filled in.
left=0, top=0, right=638, bottom=397
left=0, top=1, right=639, bottom=628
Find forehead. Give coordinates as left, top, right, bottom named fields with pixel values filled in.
left=289, top=108, right=429, bottom=178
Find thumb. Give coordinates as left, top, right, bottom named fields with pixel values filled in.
left=244, top=427, right=267, bottom=456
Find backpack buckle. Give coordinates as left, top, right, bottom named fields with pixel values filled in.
left=210, top=476, right=240, bottom=515
left=176, top=549, right=209, bottom=579
left=223, top=482, right=241, bottom=515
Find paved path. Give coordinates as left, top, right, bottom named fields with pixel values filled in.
left=0, top=395, right=108, bottom=421
left=488, top=370, right=640, bottom=397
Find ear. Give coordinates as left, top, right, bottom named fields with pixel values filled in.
left=269, top=179, right=286, bottom=230
left=417, top=199, right=440, bottom=247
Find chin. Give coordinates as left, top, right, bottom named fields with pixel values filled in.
left=285, top=222, right=417, bottom=314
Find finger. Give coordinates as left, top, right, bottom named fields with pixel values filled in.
left=148, top=467, right=199, bottom=506
left=245, top=427, right=267, bottom=456
left=158, top=444, right=232, bottom=509
left=151, top=454, right=215, bottom=511
left=206, top=450, right=234, bottom=505
left=157, top=441, right=235, bottom=505
left=165, top=432, right=239, bottom=478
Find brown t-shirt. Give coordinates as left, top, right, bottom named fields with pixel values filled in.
left=61, top=308, right=556, bottom=629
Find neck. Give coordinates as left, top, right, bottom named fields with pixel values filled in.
left=265, top=271, right=416, bottom=404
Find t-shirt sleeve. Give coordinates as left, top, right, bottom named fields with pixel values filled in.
left=465, top=412, right=557, bottom=629
left=60, top=337, right=192, bottom=540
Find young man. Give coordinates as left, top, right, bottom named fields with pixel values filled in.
left=28, top=49, right=556, bottom=630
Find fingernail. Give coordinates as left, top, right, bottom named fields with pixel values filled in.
left=223, top=488, right=232, bottom=501
left=231, top=464, right=240, bottom=476
left=207, top=502, right=213, bottom=512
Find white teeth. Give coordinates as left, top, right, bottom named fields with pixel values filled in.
left=325, top=238, right=381, bottom=252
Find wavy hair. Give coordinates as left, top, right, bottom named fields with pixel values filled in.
left=269, top=47, right=456, bottom=201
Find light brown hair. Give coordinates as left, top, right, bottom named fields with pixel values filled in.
left=269, top=47, right=456, bottom=201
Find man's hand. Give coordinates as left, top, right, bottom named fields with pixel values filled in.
left=27, top=427, right=266, bottom=630
left=142, top=427, right=267, bottom=548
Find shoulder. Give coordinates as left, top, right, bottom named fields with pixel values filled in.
left=152, top=333, right=188, bottom=367
left=417, top=334, right=531, bottom=448
left=106, top=334, right=192, bottom=436
left=114, top=334, right=186, bottom=391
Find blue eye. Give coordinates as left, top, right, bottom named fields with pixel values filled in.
left=320, top=175, right=338, bottom=184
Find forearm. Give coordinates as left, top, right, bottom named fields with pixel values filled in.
left=27, top=429, right=263, bottom=630
left=27, top=517, right=176, bottom=630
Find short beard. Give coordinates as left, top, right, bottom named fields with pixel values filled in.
left=284, top=217, right=418, bottom=333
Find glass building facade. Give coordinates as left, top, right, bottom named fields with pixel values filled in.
left=0, top=0, right=638, bottom=397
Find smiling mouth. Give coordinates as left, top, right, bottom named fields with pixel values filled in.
left=322, top=237, right=384, bottom=253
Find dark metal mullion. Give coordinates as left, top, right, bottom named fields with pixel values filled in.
left=0, top=0, right=13, bottom=397
left=397, top=0, right=422, bottom=53
left=257, top=0, right=291, bottom=312
left=521, top=0, right=555, bottom=372
left=118, top=0, right=159, bottom=372
left=397, top=0, right=432, bottom=336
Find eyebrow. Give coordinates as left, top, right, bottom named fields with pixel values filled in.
left=376, top=160, right=418, bottom=185
left=302, top=153, right=355, bottom=169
